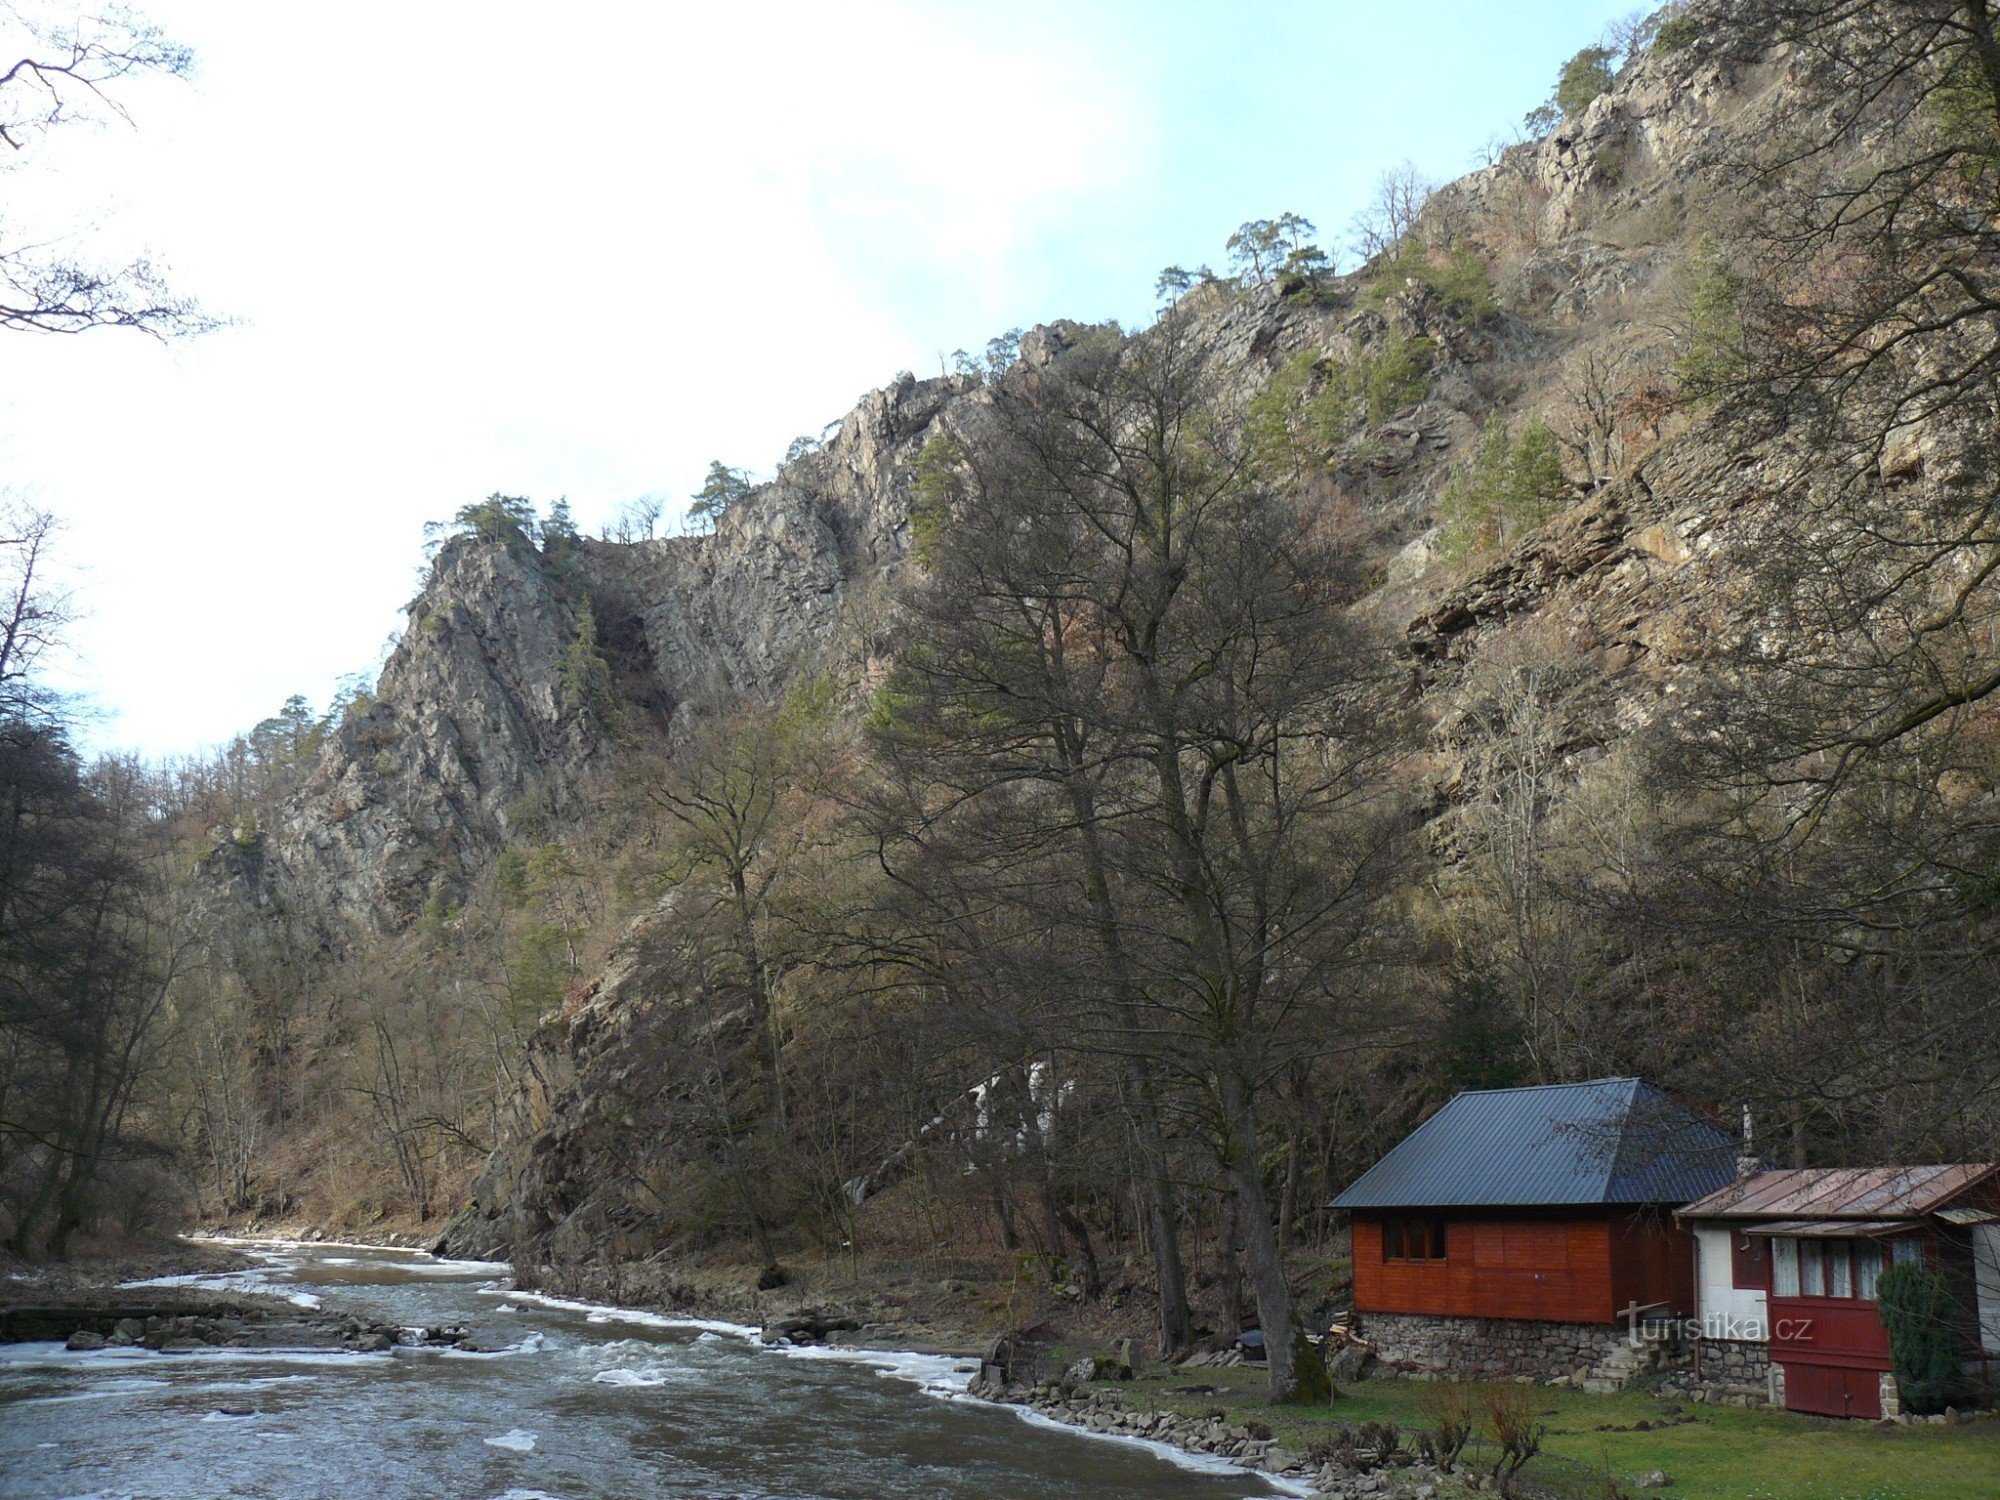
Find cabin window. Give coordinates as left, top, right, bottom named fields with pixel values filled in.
left=1773, top=1238, right=1799, bottom=1296
left=1730, top=1231, right=1770, bottom=1290
left=1799, top=1239, right=1826, bottom=1296
left=1854, top=1240, right=1883, bottom=1300
left=1472, top=1221, right=1571, bottom=1269
left=1770, top=1237, right=1886, bottom=1299
left=1383, top=1215, right=1448, bottom=1263
left=1891, top=1235, right=1923, bottom=1267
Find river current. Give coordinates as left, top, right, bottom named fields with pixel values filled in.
left=0, top=1242, right=1287, bottom=1500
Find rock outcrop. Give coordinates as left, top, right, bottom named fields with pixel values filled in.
left=249, top=370, right=983, bottom=937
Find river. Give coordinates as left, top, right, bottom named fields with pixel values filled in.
left=0, top=1242, right=1290, bottom=1500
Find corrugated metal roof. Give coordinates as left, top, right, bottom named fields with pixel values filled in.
left=1328, top=1078, right=1740, bottom=1210
left=1680, top=1164, right=1998, bottom=1222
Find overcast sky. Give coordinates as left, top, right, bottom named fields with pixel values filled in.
left=13, top=0, right=1639, bottom=759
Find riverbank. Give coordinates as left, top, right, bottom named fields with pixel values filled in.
left=508, top=1254, right=1464, bottom=1499
left=503, top=1251, right=2000, bottom=1500
left=980, top=1380, right=1471, bottom=1499
left=1084, top=1360, right=2000, bottom=1500
left=0, top=1232, right=255, bottom=1300
left=1, top=1234, right=410, bottom=1353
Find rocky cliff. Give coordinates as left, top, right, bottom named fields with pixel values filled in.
left=239, top=369, right=996, bottom=936
left=261, top=22, right=1812, bottom=945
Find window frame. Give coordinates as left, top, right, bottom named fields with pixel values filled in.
left=1730, top=1229, right=1771, bottom=1291
left=1382, top=1214, right=1448, bottom=1264
left=1769, top=1235, right=1888, bottom=1299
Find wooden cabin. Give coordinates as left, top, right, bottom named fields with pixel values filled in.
left=1681, top=1164, right=2000, bottom=1419
left=1332, top=1079, right=1740, bottom=1328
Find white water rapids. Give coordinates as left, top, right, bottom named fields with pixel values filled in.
left=0, top=1240, right=1288, bottom=1499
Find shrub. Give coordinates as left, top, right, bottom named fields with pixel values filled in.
left=558, top=605, right=614, bottom=713
left=1479, top=1382, right=1547, bottom=1496
left=1877, top=1261, right=1966, bottom=1414
left=1248, top=352, right=1335, bottom=481
left=910, top=437, right=967, bottom=558
left=1438, top=416, right=1569, bottom=560
left=1247, top=339, right=1436, bottom=484
left=1415, top=1380, right=1476, bottom=1472
left=1556, top=45, right=1617, bottom=118
left=1308, top=1421, right=1401, bottom=1470
left=1283, top=1326, right=1335, bottom=1403
left=1675, top=236, right=1750, bottom=395
left=1652, top=12, right=1700, bottom=54
left=1356, top=334, right=1437, bottom=423
left=1369, top=242, right=1499, bottom=323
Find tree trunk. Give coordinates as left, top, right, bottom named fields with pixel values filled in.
left=1212, top=1187, right=1244, bottom=1352
left=1062, top=774, right=1193, bottom=1355
left=1222, top=1070, right=1299, bottom=1401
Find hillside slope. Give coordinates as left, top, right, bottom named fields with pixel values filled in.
left=193, top=8, right=2000, bottom=1293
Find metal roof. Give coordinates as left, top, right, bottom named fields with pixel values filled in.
left=1679, top=1164, right=1998, bottom=1222
left=1745, top=1219, right=1909, bottom=1239
left=1328, top=1078, right=1741, bottom=1210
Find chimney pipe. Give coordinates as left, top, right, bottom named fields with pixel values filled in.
left=1736, top=1104, right=1760, bottom=1180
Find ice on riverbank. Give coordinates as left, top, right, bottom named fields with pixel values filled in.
left=118, top=1268, right=322, bottom=1310
left=478, top=1286, right=759, bottom=1341
left=775, top=1342, right=977, bottom=1398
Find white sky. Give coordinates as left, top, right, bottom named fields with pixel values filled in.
left=9, top=0, right=1639, bottom=758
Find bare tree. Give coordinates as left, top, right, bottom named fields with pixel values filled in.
left=0, top=499, right=62, bottom=721
left=1350, top=162, right=1435, bottom=263
left=872, top=311, right=1407, bottom=1395
left=1549, top=347, right=1651, bottom=481
left=0, top=4, right=211, bottom=336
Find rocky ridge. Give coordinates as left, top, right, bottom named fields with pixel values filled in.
left=420, top=26, right=1908, bottom=1262
left=254, top=22, right=1779, bottom=942
left=240, top=367, right=987, bottom=937
left=212, top=16, right=1975, bottom=1272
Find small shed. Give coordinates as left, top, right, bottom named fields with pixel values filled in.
left=1331, top=1079, right=1739, bottom=1335
left=1680, top=1164, right=2000, bottom=1419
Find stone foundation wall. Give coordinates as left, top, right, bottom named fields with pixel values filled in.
left=1356, top=1311, right=1615, bottom=1382
left=1658, top=1338, right=1772, bottom=1406
left=1359, top=1313, right=1773, bottom=1405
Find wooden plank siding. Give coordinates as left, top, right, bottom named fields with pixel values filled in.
left=1352, top=1210, right=1696, bottom=1325
left=1610, top=1212, right=1698, bottom=1319
left=1769, top=1296, right=1892, bottom=1373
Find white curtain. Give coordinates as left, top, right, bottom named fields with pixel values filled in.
left=1773, top=1237, right=1799, bottom=1296
left=1855, top=1240, right=1882, bottom=1300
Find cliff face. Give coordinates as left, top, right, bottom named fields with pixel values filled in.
left=248, top=370, right=979, bottom=935
left=261, top=25, right=1812, bottom=945
left=261, top=534, right=601, bottom=932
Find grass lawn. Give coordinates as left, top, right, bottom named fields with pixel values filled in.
left=1107, top=1362, right=2000, bottom=1499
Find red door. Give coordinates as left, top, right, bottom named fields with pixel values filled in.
left=1784, top=1362, right=1882, bottom=1419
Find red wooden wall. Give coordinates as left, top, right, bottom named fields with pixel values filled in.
left=1769, top=1296, right=1891, bottom=1371
left=1351, top=1210, right=1696, bottom=1326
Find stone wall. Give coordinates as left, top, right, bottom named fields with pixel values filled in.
left=1357, top=1311, right=1618, bottom=1382
left=1658, top=1338, right=1772, bottom=1406
left=1359, top=1312, right=1774, bottom=1406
